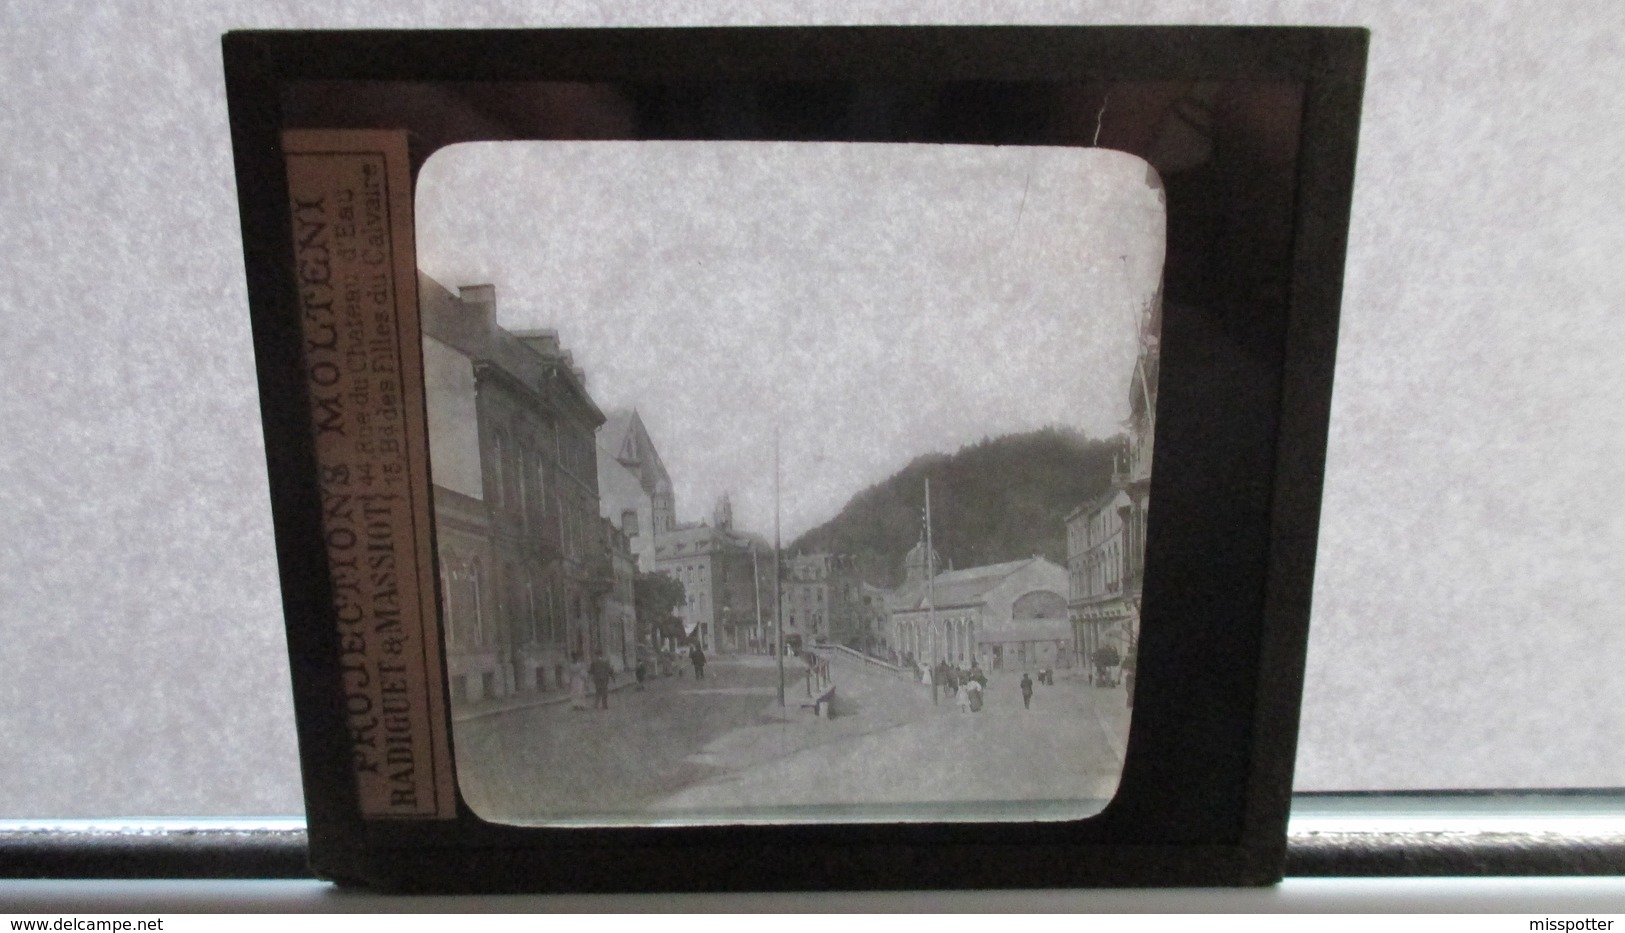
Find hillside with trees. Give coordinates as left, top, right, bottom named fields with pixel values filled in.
left=789, top=426, right=1120, bottom=587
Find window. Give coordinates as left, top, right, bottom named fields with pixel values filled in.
left=490, top=431, right=507, bottom=507
left=472, top=558, right=487, bottom=646
left=526, top=576, right=538, bottom=643
left=517, top=444, right=530, bottom=519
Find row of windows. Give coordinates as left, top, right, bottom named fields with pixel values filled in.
left=558, top=425, right=595, bottom=483
left=438, top=550, right=571, bottom=651
left=896, top=616, right=978, bottom=666
left=560, top=494, right=599, bottom=561
left=440, top=551, right=490, bottom=650
left=1072, top=541, right=1125, bottom=599
left=488, top=428, right=549, bottom=532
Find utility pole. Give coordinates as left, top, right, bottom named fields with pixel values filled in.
left=774, top=426, right=785, bottom=707
left=751, top=543, right=763, bottom=654
left=926, top=476, right=938, bottom=702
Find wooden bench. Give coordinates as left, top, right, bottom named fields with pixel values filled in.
left=800, top=683, right=837, bottom=718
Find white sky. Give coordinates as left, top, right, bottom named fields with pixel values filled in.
left=416, top=140, right=1163, bottom=541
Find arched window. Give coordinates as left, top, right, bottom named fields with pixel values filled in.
left=535, top=459, right=547, bottom=517
left=517, top=445, right=530, bottom=520
left=470, top=557, right=486, bottom=647
left=439, top=555, right=456, bottom=649
left=526, top=576, right=538, bottom=643
left=504, top=560, right=520, bottom=648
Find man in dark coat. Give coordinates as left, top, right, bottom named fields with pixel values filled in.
left=588, top=653, right=615, bottom=709
left=1020, top=672, right=1034, bottom=709
left=690, top=643, right=707, bottom=679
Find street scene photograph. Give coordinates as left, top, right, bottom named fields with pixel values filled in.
left=413, top=139, right=1164, bottom=826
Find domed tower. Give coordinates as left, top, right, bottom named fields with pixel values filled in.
left=712, top=492, right=734, bottom=532
left=903, top=536, right=941, bottom=589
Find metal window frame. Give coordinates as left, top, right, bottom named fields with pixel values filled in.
left=5, top=793, right=1623, bottom=881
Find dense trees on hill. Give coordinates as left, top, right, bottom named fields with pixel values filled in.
left=789, top=426, right=1120, bottom=587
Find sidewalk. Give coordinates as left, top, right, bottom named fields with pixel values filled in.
left=450, top=653, right=776, bottom=723
left=1065, top=671, right=1133, bottom=767
left=450, top=670, right=651, bottom=723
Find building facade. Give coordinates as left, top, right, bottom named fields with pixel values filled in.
left=859, top=582, right=895, bottom=658
left=422, top=274, right=610, bottom=705
left=600, top=517, right=639, bottom=672
left=891, top=556, right=1073, bottom=672
left=778, top=552, right=865, bottom=651
left=1067, top=294, right=1159, bottom=670
left=653, top=495, right=770, bottom=654
left=595, top=408, right=676, bottom=573
left=1066, top=488, right=1135, bottom=669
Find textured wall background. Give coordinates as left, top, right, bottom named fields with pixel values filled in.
left=1, top=1, right=1620, bottom=817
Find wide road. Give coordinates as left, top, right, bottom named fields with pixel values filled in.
left=453, top=654, right=794, bottom=824
left=453, top=652, right=1132, bottom=826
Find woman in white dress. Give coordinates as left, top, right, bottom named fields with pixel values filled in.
left=568, top=655, right=589, bottom=711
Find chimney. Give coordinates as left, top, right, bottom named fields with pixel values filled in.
left=511, top=328, right=561, bottom=359
left=456, top=284, right=497, bottom=331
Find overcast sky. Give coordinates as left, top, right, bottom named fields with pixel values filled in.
left=416, top=140, right=1163, bottom=541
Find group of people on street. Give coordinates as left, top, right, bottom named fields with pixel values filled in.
left=927, top=659, right=989, bottom=713
left=567, top=652, right=618, bottom=711
left=565, top=643, right=708, bottom=711
left=918, top=658, right=1069, bottom=712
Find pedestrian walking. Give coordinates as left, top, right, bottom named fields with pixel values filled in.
left=690, top=643, right=707, bottom=680
left=1020, top=672, right=1034, bottom=709
left=956, top=678, right=973, bottom=713
left=589, top=653, right=614, bottom=709
left=567, top=654, right=589, bottom=712
left=634, top=657, right=648, bottom=691
left=966, top=677, right=984, bottom=712
left=1123, top=650, right=1137, bottom=709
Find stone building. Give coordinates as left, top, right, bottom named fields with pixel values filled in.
left=600, top=516, right=639, bottom=672
left=653, top=494, right=770, bottom=654
left=1066, top=488, right=1136, bottom=668
left=421, top=274, right=610, bottom=705
left=595, top=409, right=675, bottom=573
left=891, top=556, right=1073, bottom=673
left=778, top=551, right=865, bottom=651
left=859, top=582, right=895, bottom=657
left=1067, top=294, right=1159, bottom=669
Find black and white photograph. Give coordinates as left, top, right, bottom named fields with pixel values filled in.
left=415, top=139, right=1164, bottom=826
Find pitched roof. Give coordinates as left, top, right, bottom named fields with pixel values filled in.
left=653, top=522, right=761, bottom=559
left=892, top=558, right=1050, bottom=611
left=598, top=409, right=639, bottom=465
left=597, top=408, right=672, bottom=498
left=924, top=558, right=1036, bottom=608
left=1068, top=485, right=1131, bottom=524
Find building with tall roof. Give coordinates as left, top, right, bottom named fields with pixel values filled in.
left=601, top=516, right=638, bottom=672
left=596, top=408, right=675, bottom=573
left=421, top=273, right=610, bottom=704
left=891, top=556, right=1072, bottom=672
left=653, top=494, right=772, bottom=654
